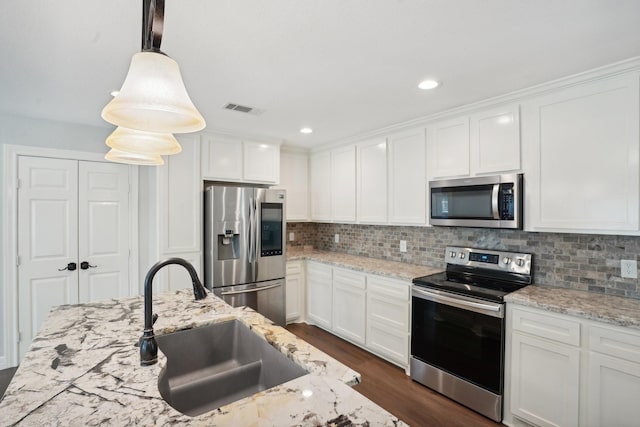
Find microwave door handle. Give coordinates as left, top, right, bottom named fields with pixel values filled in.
left=491, top=184, right=500, bottom=220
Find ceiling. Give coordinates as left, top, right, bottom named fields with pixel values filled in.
left=2, top=1, right=640, bottom=148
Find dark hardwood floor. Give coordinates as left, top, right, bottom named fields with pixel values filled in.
left=286, top=323, right=503, bottom=427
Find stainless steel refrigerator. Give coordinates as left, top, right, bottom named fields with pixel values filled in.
left=204, top=185, right=286, bottom=326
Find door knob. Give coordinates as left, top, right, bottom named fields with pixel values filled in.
left=80, top=261, right=97, bottom=270
left=58, top=262, right=77, bottom=271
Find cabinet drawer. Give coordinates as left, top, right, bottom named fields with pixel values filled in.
left=286, top=261, right=302, bottom=275
left=367, top=290, right=409, bottom=331
left=367, top=275, right=410, bottom=300
left=333, top=267, right=366, bottom=290
left=307, top=262, right=332, bottom=279
left=589, top=324, right=640, bottom=363
left=511, top=307, right=581, bottom=346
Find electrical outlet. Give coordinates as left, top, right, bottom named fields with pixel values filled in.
left=289, top=232, right=295, bottom=242
left=621, top=260, right=638, bottom=279
left=400, top=240, right=407, bottom=252
left=334, top=234, right=340, bottom=243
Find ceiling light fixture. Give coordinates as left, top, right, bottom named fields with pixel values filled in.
left=418, top=79, right=440, bottom=90
left=300, top=127, right=313, bottom=134
left=105, top=148, right=164, bottom=166
left=101, top=0, right=205, bottom=165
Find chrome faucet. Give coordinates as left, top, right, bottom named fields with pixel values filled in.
left=140, top=257, right=208, bottom=366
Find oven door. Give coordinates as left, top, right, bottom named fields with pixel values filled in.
left=411, top=286, right=505, bottom=394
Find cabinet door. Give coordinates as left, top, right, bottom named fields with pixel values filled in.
left=201, top=135, right=243, bottom=181
left=357, top=139, right=387, bottom=223
left=330, top=145, right=356, bottom=222
left=470, top=103, right=520, bottom=174
left=306, top=262, right=332, bottom=330
left=243, top=141, right=280, bottom=184
left=285, top=261, right=303, bottom=323
left=587, top=352, right=640, bottom=427
left=511, top=332, right=580, bottom=427
left=427, top=116, right=470, bottom=178
left=310, top=151, right=332, bottom=221
left=278, top=152, right=309, bottom=221
left=388, top=129, right=426, bottom=225
left=332, top=268, right=366, bottom=345
left=522, top=75, right=640, bottom=233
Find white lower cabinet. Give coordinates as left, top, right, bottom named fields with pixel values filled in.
left=332, top=268, right=366, bottom=345
left=306, top=261, right=333, bottom=329
left=510, top=332, right=581, bottom=427
left=366, top=276, right=410, bottom=368
left=285, top=261, right=305, bottom=323
left=304, top=261, right=411, bottom=369
left=506, top=304, right=640, bottom=427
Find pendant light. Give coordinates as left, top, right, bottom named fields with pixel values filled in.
left=102, top=0, right=205, bottom=165
left=105, top=148, right=164, bottom=166
left=106, top=126, right=182, bottom=155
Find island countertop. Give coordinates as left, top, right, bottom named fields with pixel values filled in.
left=0, top=289, right=406, bottom=426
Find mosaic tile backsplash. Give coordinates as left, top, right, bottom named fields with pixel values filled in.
left=287, top=222, right=640, bottom=299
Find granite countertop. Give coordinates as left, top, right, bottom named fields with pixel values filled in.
left=0, top=289, right=406, bottom=426
left=505, top=285, right=640, bottom=330
left=287, top=247, right=443, bottom=281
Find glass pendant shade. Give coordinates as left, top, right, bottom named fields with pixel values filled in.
left=105, top=148, right=164, bottom=166
left=106, top=126, right=181, bottom=155
left=101, top=52, right=206, bottom=133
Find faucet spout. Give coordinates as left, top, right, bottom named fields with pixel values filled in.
left=140, top=257, right=208, bottom=366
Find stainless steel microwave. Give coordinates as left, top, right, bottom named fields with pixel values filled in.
left=429, top=173, right=523, bottom=229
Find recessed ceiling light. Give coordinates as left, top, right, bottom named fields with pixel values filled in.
left=300, top=127, right=313, bottom=134
left=418, top=79, right=439, bottom=90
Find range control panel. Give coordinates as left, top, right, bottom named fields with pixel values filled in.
left=445, top=246, right=532, bottom=275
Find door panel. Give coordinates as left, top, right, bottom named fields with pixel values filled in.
left=18, top=156, right=79, bottom=358
left=78, top=161, right=130, bottom=302
left=18, top=157, right=131, bottom=361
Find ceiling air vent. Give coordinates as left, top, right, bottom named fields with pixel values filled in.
left=223, top=103, right=264, bottom=115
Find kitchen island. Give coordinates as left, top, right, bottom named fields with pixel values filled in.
left=0, top=289, right=406, bottom=426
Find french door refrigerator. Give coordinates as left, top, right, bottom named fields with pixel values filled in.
left=204, top=185, right=286, bottom=326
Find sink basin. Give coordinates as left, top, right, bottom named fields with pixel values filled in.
left=156, top=319, right=307, bottom=416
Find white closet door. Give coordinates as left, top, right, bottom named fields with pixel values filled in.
left=78, top=161, right=130, bottom=302
left=18, top=156, right=79, bottom=358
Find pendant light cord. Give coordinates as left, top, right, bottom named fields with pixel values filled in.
left=142, top=0, right=164, bottom=53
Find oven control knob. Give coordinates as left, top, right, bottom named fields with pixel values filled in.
left=450, top=251, right=456, bottom=258
left=516, top=258, right=524, bottom=267
left=503, top=257, right=512, bottom=265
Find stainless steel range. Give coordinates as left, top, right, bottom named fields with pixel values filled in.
left=410, top=246, right=532, bottom=422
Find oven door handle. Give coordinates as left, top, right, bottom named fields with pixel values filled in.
left=412, top=286, right=504, bottom=318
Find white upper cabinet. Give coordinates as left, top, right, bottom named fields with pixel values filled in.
left=388, top=128, right=427, bottom=225
left=201, top=134, right=280, bottom=184
left=330, top=145, right=357, bottom=222
left=243, top=141, right=280, bottom=183
left=427, top=116, right=470, bottom=179
left=522, top=74, right=640, bottom=234
left=357, top=139, right=388, bottom=224
left=310, top=151, right=332, bottom=221
left=278, top=151, right=309, bottom=221
left=470, top=103, right=521, bottom=174
left=201, top=135, right=242, bottom=181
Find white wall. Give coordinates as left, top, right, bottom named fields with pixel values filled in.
left=0, top=112, right=111, bottom=367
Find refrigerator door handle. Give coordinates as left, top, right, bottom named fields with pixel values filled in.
left=220, top=283, right=281, bottom=296
left=249, top=197, right=256, bottom=263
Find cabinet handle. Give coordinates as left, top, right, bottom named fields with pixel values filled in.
left=58, top=262, right=77, bottom=271
left=80, top=261, right=97, bottom=270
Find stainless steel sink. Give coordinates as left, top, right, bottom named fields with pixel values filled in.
left=156, top=319, right=307, bottom=416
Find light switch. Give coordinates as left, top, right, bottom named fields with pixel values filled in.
left=400, top=240, right=407, bottom=252
left=334, top=234, right=340, bottom=243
